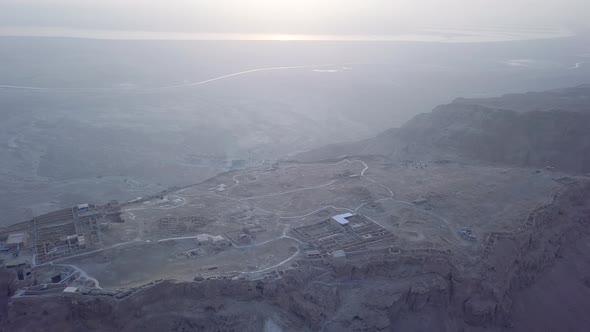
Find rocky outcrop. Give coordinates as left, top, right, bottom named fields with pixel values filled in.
left=295, top=86, right=590, bottom=173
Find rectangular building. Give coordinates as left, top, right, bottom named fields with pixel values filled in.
left=6, top=232, right=27, bottom=249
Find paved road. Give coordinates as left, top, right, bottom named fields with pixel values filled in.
left=0, top=64, right=338, bottom=91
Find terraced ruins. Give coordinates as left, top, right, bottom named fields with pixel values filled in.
left=3, top=155, right=589, bottom=331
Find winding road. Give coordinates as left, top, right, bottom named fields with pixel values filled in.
left=0, top=64, right=339, bottom=91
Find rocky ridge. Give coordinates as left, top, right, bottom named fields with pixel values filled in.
left=296, top=85, right=590, bottom=173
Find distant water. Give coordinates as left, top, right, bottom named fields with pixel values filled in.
left=0, top=26, right=574, bottom=43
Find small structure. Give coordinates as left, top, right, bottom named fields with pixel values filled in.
left=6, top=233, right=27, bottom=249
left=331, top=249, right=347, bottom=266
left=305, top=250, right=322, bottom=259
left=332, top=250, right=346, bottom=258
left=63, top=286, right=78, bottom=293
left=77, top=235, right=86, bottom=248
left=76, top=203, right=90, bottom=212
left=196, top=234, right=211, bottom=243
left=332, top=213, right=354, bottom=225
left=196, top=234, right=229, bottom=248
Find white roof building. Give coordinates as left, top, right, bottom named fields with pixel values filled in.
left=63, top=286, right=78, bottom=293
left=332, top=213, right=354, bottom=225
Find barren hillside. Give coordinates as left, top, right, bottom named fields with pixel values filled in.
left=296, top=85, right=590, bottom=173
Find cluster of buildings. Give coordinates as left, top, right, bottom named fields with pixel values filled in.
left=0, top=201, right=122, bottom=268
left=295, top=213, right=395, bottom=261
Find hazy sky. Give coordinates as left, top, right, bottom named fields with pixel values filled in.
left=0, top=0, right=587, bottom=35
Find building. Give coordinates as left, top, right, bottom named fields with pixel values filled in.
left=196, top=234, right=229, bottom=247
left=331, top=249, right=347, bottom=266
left=305, top=250, right=322, bottom=259
left=332, top=213, right=354, bottom=225
left=76, top=203, right=90, bottom=212
left=332, top=250, right=346, bottom=258
left=63, top=286, right=78, bottom=293
left=6, top=232, right=27, bottom=250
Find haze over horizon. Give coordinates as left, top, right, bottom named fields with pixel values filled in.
left=0, top=0, right=588, bottom=41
